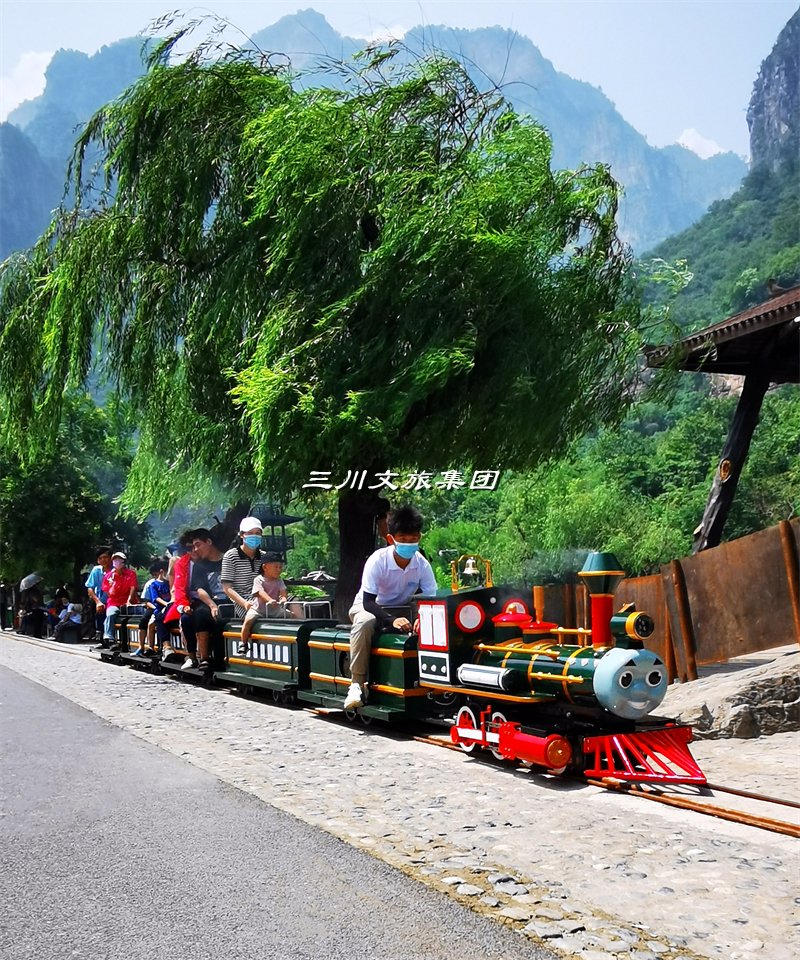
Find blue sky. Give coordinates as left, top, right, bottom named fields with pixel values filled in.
left=1, top=1, right=796, bottom=157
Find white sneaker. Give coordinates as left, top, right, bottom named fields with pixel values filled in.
left=343, top=682, right=364, bottom=710
left=181, top=657, right=196, bottom=670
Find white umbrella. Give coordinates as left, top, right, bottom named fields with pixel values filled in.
left=20, top=573, right=42, bottom=591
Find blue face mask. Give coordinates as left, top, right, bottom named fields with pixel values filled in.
left=393, top=541, right=420, bottom=559
left=243, top=535, right=262, bottom=549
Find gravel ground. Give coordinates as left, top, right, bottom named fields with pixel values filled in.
left=1, top=632, right=798, bottom=960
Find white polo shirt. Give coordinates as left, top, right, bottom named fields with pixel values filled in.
left=354, top=546, right=438, bottom=606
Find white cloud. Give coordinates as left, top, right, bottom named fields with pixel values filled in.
left=0, top=51, right=53, bottom=122
left=677, top=127, right=725, bottom=159
left=365, top=24, right=408, bottom=43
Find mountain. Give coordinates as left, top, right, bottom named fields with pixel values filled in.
left=646, top=10, right=799, bottom=329
left=747, top=8, right=799, bottom=172
left=8, top=38, right=149, bottom=165
left=0, top=122, right=62, bottom=257
left=1, top=9, right=748, bottom=259
left=252, top=11, right=747, bottom=251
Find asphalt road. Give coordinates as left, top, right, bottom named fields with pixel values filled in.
left=0, top=666, right=557, bottom=960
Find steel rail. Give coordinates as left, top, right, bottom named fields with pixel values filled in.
left=587, top=777, right=800, bottom=839
left=703, top=781, right=800, bottom=810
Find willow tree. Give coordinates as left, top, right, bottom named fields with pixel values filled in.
left=0, top=26, right=651, bottom=611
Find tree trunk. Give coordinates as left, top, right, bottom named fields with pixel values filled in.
left=334, top=489, right=392, bottom=621
left=210, top=501, right=251, bottom=551
left=72, top=558, right=84, bottom=602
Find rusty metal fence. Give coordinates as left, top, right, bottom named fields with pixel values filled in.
left=536, top=519, right=800, bottom=682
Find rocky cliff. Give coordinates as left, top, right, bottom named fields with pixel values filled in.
left=747, top=8, right=799, bottom=171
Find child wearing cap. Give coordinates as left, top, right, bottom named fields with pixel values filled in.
left=236, top=553, right=290, bottom=656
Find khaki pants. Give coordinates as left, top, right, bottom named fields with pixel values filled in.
left=347, top=602, right=378, bottom=686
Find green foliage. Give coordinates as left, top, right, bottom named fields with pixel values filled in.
left=647, top=160, right=800, bottom=329
left=289, top=584, right=329, bottom=600
left=0, top=392, right=152, bottom=586
left=482, top=387, right=800, bottom=579
left=0, top=23, right=657, bottom=522
left=284, top=493, right=339, bottom=579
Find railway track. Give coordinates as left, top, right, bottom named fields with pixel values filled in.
left=586, top=776, right=800, bottom=839
left=414, top=732, right=800, bottom=839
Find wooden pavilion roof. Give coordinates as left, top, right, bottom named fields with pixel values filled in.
left=644, top=285, right=800, bottom=384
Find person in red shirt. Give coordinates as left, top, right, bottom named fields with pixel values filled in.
left=102, top=551, right=139, bottom=648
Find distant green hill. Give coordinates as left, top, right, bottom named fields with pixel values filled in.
left=646, top=160, right=800, bottom=330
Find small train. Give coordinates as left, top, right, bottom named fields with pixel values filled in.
left=102, top=551, right=706, bottom=785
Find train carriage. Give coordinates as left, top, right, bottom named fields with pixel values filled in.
left=97, top=550, right=706, bottom=786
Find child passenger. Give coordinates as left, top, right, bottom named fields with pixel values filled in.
left=236, top=552, right=291, bottom=656
left=142, top=561, right=170, bottom=655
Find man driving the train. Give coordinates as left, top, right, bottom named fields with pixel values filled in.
left=344, top=504, right=437, bottom=711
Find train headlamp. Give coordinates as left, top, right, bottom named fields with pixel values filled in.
left=610, top=606, right=655, bottom=647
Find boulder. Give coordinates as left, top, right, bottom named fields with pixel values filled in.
left=660, top=650, right=800, bottom=739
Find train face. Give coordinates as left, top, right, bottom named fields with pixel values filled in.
left=415, top=587, right=668, bottom=721
left=593, top=647, right=668, bottom=719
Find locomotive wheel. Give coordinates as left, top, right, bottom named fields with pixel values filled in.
left=343, top=708, right=359, bottom=723
left=455, top=705, right=479, bottom=754
left=359, top=712, right=373, bottom=727
left=490, top=711, right=508, bottom=761
left=272, top=689, right=282, bottom=704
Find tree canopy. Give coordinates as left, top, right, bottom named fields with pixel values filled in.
left=0, top=23, right=672, bottom=607
left=0, top=393, right=152, bottom=589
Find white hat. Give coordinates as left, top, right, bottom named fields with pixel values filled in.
left=238, top=516, right=263, bottom=533
left=111, top=551, right=127, bottom=560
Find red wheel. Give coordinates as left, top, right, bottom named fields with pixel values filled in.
left=490, top=711, right=508, bottom=761
left=454, top=705, right=480, bottom=754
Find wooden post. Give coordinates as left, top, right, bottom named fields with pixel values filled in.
left=663, top=604, right=678, bottom=683
left=562, top=582, right=574, bottom=628
left=657, top=574, right=678, bottom=682
left=693, top=365, right=772, bottom=554
left=779, top=520, right=800, bottom=647
left=670, top=559, right=698, bottom=681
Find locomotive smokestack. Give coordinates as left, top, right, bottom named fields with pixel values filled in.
left=578, top=552, right=625, bottom=649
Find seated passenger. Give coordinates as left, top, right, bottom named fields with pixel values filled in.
left=344, top=505, right=437, bottom=710
left=173, top=528, right=227, bottom=670
left=237, top=552, right=296, bottom=656
left=86, top=547, right=112, bottom=644
left=102, top=552, right=139, bottom=650
left=53, top=602, right=83, bottom=642
left=138, top=560, right=170, bottom=656
left=221, top=516, right=264, bottom=648
left=163, top=532, right=194, bottom=661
